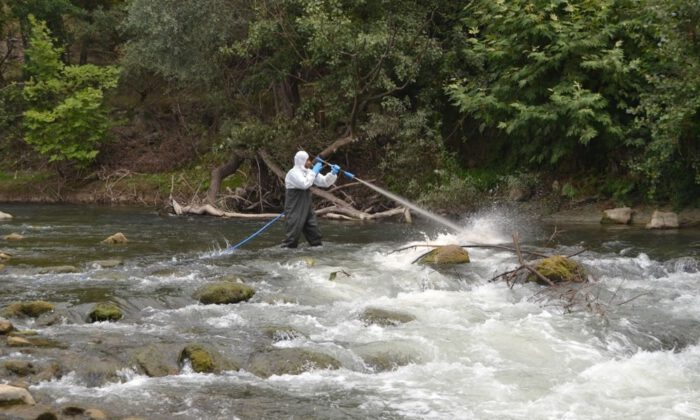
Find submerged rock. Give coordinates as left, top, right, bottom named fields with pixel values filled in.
left=0, top=317, right=14, bottom=334
left=601, top=207, right=633, bottom=224
left=133, top=345, right=179, bottom=377
left=87, top=302, right=123, bottom=322
left=4, top=232, right=24, bottom=240
left=0, top=384, right=36, bottom=406
left=37, top=265, right=79, bottom=274
left=6, top=333, right=66, bottom=349
left=527, top=255, right=587, bottom=285
left=646, top=210, right=679, bottom=229
left=3, top=301, right=54, bottom=318
left=91, top=259, right=123, bottom=268
left=3, top=360, right=36, bottom=376
left=0, top=251, right=11, bottom=261
left=359, top=308, right=416, bottom=327
left=194, top=281, right=255, bottom=305
left=353, top=341, right=425, bottom=372
left=247, top=348, right=341, bottom=378
left=101, top=232, right=128, bottom=244
left=264, top=326, right=307, bottom=342
left=416, top=245, right=470, bottom=265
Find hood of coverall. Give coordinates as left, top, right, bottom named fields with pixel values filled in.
left=293, top=151, right=309, bottom=169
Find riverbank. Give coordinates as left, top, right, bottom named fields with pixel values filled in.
left=1, top=170, right=699, bottom=227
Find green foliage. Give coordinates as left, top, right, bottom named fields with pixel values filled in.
left=123, top=0, right=246, bottom=85
left=630, top=1, right=700, bottom=203
left=417, top=173, right=483, bottom=212
left=447, top=0, right=642, bottom=167
left=10, top=0, right=76, bottom=46
left=21, top=16, right=120, bottom=168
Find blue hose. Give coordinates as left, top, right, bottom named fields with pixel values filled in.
left=223, top=212, right=285, bottom=252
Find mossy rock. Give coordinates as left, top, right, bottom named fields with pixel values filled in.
left=3, top=301, right=54, bottom=318
left=194, top=281, right=255, bottom=305
left=179, top=345, right=215, bottom=373
left=101, top=232, right=128, bottom=244
left=247, top=348, right=341, bottom=378
left=417, top=245, right=470, bottom=265
left=360, top=308, right=416, bottom=327
left=527, top=255, right=587, bottom=285
left=87, top=303, right=123, bottom=323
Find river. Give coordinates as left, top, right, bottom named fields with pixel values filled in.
left=1, top=204, right=699, bottom=419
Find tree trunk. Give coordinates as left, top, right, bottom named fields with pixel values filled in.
left=207, top=152, right=245, bottom=205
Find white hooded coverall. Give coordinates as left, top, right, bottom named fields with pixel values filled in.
left=282, top=151, right=337, bottom=247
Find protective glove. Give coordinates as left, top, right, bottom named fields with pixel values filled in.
left=312, top=162, right=323, bottom=174
left=313, top=156, right=323, bottom=165
left=331, top=164, right=340, bottom=175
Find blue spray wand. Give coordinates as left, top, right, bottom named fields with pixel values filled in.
left=313, top=157, right=355, bottom=180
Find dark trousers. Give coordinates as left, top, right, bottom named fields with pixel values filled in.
left=282, top=188, right=322, bottom=248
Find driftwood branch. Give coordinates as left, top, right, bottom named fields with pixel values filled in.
left=171, top=198, right=279, bottom=219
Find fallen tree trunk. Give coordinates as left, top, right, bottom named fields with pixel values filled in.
left=171, top=197, right=280, bottom=219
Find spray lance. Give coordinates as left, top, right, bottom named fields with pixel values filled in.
left=220, top=155, right=352, bottom=254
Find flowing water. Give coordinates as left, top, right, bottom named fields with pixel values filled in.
left=1, top=204, right=699, bottom=419
left=355, top=178, right=466, bottom=233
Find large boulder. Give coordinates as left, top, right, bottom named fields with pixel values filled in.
left=87, top=302, right=123, bottom=322
left=3, top=301, right=54, bottom=318
left=247, top=348, right=341, bottom=378
left=194, top=281, right=255, bottom=305
left=416, top=245, right=470, bottom=265
left=0, top=210, right=12, bottom=220
left=646, top=210, right=679, bottom=229
left=527, top=255, right=587, bottom=285
left=360, top=308, right=415, bottom=327
left=601, top=207, right=633, bottom=225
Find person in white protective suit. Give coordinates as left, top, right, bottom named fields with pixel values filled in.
left=281, top=151, right=340, bottom=248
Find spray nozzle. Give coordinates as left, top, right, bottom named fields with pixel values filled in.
left=313, top=156, right=354, bottom=179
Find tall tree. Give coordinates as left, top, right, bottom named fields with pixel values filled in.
left=22, top=15, right=120, bottom=171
